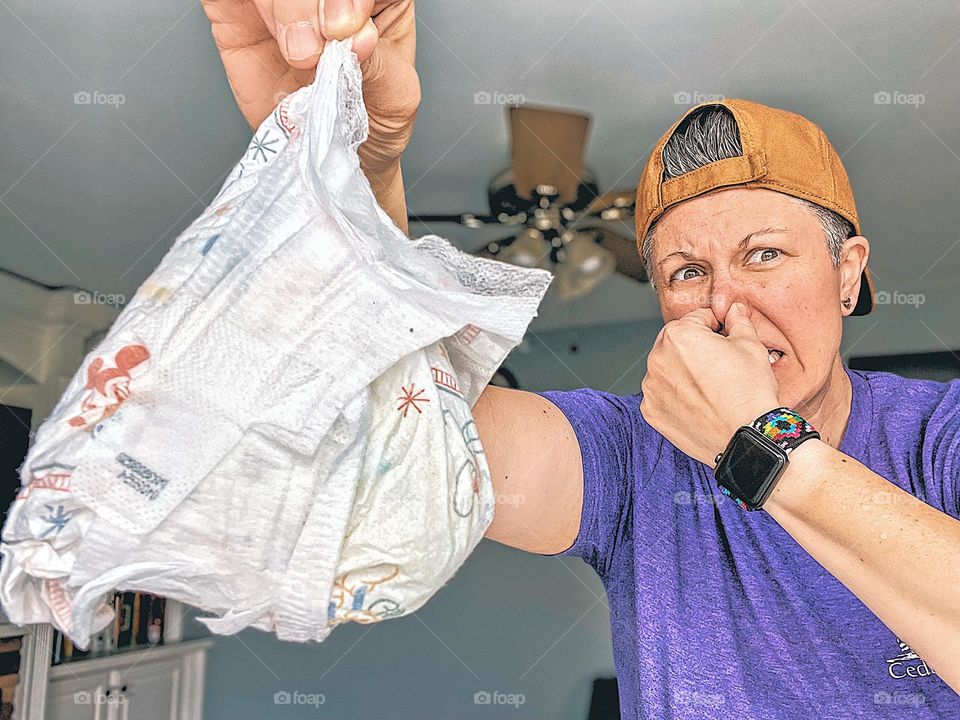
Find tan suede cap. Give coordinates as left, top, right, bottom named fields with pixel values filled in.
left=635, top=98, right=874, bottom=316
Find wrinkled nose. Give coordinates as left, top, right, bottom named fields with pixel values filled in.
left=709, top=276, right=748, bottom=335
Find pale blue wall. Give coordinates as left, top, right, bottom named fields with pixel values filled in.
left=194, top=318, right=667, bottom=720
left=193, top=313, right=959, bottom=719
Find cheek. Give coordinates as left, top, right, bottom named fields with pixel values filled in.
left=754, top=282, right=839, bottom=368
left=752, top=267, right=832, bottom=329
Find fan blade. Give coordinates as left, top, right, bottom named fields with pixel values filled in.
left=588, top=226, right=648, bottom=283
left=584, top=188, right=636, bottom=220
left=472, top=235, right=517, bottom=260
left=408, top=212, right=501, bottom=227
left=509, top=105, right=590, bottom=205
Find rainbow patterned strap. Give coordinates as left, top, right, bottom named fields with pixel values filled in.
left=751, top=407, right=820, bottom=453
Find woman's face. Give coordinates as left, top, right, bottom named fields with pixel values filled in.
left=650, top=187, right=869, bottom=410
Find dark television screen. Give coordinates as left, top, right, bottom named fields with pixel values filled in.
left=0, top=405, right=32, bottom=531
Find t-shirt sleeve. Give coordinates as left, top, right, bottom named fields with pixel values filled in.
left=533, top=387, right=637, bottom=578
left=925, top=379, right=960, bottom=518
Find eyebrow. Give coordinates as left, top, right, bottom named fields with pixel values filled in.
left=656, top=226, right=790, bottom=268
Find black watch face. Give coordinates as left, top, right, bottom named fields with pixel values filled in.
left=715, top=429, right=786, bottom=505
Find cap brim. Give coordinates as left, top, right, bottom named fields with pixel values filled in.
left=850, top=267, right=874, bottom=316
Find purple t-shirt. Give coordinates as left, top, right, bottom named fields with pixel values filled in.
left=536, top=367, right=960, bottom=719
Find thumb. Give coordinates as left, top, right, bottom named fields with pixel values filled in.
left=723, top=302, right=760, bottom=340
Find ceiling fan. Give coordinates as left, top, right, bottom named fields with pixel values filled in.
left=407, top=104, right=648, bottom=300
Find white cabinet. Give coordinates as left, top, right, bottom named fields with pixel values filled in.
left=113, top=658, right=179, bottom=720
left=44, top=670, right=111, bottom=720
left=44, top=640, right=211, bottom=720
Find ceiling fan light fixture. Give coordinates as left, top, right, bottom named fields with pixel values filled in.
left=552, top=231, right=617, bottom=301
left=497, top=228, right=551, bottom=269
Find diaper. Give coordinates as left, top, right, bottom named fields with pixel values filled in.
left=0, top=38, right=550, bottom=648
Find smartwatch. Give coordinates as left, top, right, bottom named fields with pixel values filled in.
left=713, top=407, right=820, bottom=511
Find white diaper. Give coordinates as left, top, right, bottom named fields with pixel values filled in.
left=0, top=38, right=550, bottom=647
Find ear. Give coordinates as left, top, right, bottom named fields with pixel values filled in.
left=839, top=235, right=870, bottom=316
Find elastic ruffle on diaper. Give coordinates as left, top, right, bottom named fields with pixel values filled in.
left=0, top=38, right=551, bottom=648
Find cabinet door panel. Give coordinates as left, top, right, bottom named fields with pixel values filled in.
left=110, top=658, right=180, bottom=720
left=46, top=672, right=115, bottom=720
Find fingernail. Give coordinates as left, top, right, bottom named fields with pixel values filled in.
left=282, top=22, right=321, bottom=61
left=321, top=0, right=357, bottom=37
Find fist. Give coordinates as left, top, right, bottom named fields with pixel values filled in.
left=640, top=303, right=780, bottom=466
left=201, top=0, right=420, bottom=174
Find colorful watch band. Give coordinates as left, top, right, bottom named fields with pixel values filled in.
left=751, top=407, right=820, bottom=454
left=717, top=485, right=749, bottom=511
left=714, top=408, right=820, bottom=512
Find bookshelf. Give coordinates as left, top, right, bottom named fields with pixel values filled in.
left=51, top=592, right=172, bottom=665
left=0, top=272, right=211, bottom=719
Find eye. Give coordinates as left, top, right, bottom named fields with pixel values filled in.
left=748, top=248, right=781, bottom=264
left=669, top=266, right=705, bottom=283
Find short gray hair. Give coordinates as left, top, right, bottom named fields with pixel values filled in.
left=642, top=105, right=854, bottom=288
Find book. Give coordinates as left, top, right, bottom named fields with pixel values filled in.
left=0, top=654, right=19, bottom=677
left=115, top=592, right=136, bottom=648
left=52, top=591, right=168, bottom=665
left=131, top=593, right=142, bottom=648
left=137, top=594, right=165, bottom=646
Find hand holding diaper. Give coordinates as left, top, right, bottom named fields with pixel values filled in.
left=0, top=38, right=550, bottom=648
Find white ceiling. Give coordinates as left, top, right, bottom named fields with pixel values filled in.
left=1, top=0, right=959, bottom=338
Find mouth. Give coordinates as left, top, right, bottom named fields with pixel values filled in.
left=765, top=348, right=785, bottom=367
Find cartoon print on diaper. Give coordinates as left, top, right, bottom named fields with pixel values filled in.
left=396, top=384, right=430, bottom=417
left=328, top=565, right=404, bottom=626
left=67, top=344, right=150, bottom=429
left=456, top=323, right=481, bottom=345
left=209, top=106, right=291, bottom=204
left=249, top=129, right=280, bottom=163
left=275, top=95, right=300, bottom=138
left=44, top=578, right=74, bottom=633
left=135, top=281, right=173, bottom=303
left=39, top=505, right=74, bottom=538
left=431, top=352, right=489, bottom=518
left=17, top=463, right=73, bottom=500
left=201, top=233, right=221, bottom=256
left=452, top=457, right=480, bottom=518
left=44, top=578, right=113, bottom=638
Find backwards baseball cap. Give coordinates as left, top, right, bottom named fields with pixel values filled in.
left=634, top=98, right=874, bottom=316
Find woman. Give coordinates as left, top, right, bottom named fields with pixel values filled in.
left=200, top=2, right=960, bottom=716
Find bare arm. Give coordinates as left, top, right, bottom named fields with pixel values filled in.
left=473, top=385, right=585, bottom=554
left=766, top=439, right=960, bottom=692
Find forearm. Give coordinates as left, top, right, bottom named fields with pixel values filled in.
left=764, top=439, right=960, bottom=691
left=360, top=157, right=409, bottom=235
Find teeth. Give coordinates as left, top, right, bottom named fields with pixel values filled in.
left=768, top=350, right=783, bottom=364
